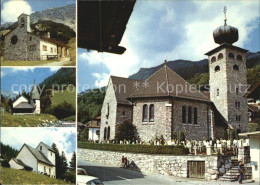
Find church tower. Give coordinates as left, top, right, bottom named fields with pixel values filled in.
left=31, top=80, right=41, bottom=114
left=18, top=13, right=31, bottom=32
left=205, top=7, right=248, bottom=132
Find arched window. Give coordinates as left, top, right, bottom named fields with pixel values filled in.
left=143, top=104, right=148, bottom=122
left=182, top=106, right=186, bottom=123
left=237, top=55, right=242, bottom=61
left=149, top=104, right=154, bottom=122
left=188, top=107, right=192, bottom=124
left=215, top=65, right=220, bottom=72
left=106, top=103, right=109, bottom=118
left=107, top=126, right=110, bottom=140
left=21, top=17, right=25, bottom=27
left=104, top=127, right=107, bottom=140
left=211, top=56, right=216, bottom=63
left=218, top=53, right=223, bottom=60
left=194, top=107, right=198, bottom=124
left=233, top=65, right=239, bottom=70
left=228, top=53, right=235, bottom=59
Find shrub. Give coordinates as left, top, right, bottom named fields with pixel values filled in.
left=78, top=142, right=189, bottom=155
left=1, top=160, right=10, bottom=168
left=64, top=170, right=76, bottom=183
left=52, top=101, right=75, bottom=120
left=115, top=120, right=139, bottom=143
left=178, top=131, right=185, bottom=143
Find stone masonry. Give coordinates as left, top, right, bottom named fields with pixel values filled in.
left=78, top=148, right=232, bottom=181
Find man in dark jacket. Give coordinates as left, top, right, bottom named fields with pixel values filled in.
left=238, top=161, right=245, bottom=184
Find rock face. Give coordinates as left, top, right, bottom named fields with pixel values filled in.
left=0, top=4, right=76, bottom=31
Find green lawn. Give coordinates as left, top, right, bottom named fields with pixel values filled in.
left=1, top=113, right=58, bottom=127
left=1, top=56, right=57, bottom=66
left=0, top=167, right=69, bottom=184
left=51, top=88, right=76, bottom=108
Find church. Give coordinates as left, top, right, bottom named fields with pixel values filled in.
left=100, top=11, right=248, bottom=142
left=12, top=81, right=41, bottom=115
left=9, top=142, right=56, bottom=178
left=4, top=13, right=70, bottom=61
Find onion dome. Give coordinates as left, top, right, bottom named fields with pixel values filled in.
left=213, top=6, right=239, bottom=45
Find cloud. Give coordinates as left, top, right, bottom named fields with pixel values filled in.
left=1, top=128, right=76, bottom=164
left=2, top=0, right=32, bottom=23
left=49, top=67, right=61, bottom=72
left=1, top=67, right=36, bottom=78
left=92, top=72, right=110, bottom=88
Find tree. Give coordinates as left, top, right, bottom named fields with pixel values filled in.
left=52, top=143, right=61, bottom=179
left=69, top=152, right=76, bottom=170
left=60, top=151, right=68, bottom=179
left=115, top=120, right=139, bottom=143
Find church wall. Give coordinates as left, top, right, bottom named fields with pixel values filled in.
left=116, top=104, right=132, bottom=125
left=4, top=27, right=28, bottom=61
left=132, top=97, right=172, bottom=142
left=172, top=99, right=210, bottom=140
left=9, top=159, right=25, bottom=170
left=27, top=34, right=41, bottom=61
left=16, top=146, right=38, bottom=172
left=100, top=79, right=117, bottom=141
left=38, top=162, right=56, bottom=178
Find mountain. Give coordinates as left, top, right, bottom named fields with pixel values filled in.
left=1, top=89, right=18, bottom=100
left=0, top=4, right=76, bottom=31
left=129, top=52, right=260, bottom=81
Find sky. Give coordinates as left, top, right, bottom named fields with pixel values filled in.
left=1, top=0, right=75, bottom=23
left=1, top=67, right=61, bottom=94
left=1, top=127, right=76, bottom=163
left=77, top=0, right=260, bottom=92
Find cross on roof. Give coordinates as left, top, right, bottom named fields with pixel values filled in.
left=223, top=6, right=227, bottom=25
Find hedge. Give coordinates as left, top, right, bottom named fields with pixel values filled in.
left=78, top=142, right=189, bottom=155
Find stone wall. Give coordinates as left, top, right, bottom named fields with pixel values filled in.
left=116, top=104, right=132, bottom=124
left=78, top=148, right=231, bottom=181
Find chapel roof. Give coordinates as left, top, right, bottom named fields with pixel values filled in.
left=23, top=144, right=54, bottom=166
left=13, top=102, right=34, bottom=109
left=11, top=158, right=33, bottom=170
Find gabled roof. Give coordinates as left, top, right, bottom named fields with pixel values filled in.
left=245, top=81, right=260, bottom=99
left=248, top=104, right=259, bottom=113
left=23, top=144, right=54, bottom=166
left=128, top=65, right=210, bottom=102
left=110, top=76, right=143, bottom=105
left=37, top=142, right=55, bottom=153
left=11, top=158, right=33, bottom=170
left=31, top=81, right=40, bottom=100
left=13, top=102, right=34, bottom=109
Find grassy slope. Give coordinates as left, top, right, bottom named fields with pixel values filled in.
left=0, top=167, right=69, bottom=184
left=51, top=89, right=76, bottom=108
left=1, top=113, right=58, bottom=127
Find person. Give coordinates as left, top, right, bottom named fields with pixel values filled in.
left=124, top=157, right=128, bottom=168
left=121, top=156, right=125, bottom=167
left=238, top=161, right=245, bottom=184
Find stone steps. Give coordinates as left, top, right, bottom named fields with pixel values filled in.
left=219, top=166, right=252, bottom=182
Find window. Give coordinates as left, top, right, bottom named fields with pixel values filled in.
left=51, top=152, right=52, bottom=156
left=211, top=56, right=216, bottom=63
left=107, top=126, right=110, bottom=140
left=182, top=106, right=186, bottom=123
left=236, top=115, right=241, bottom=122
left=29, top=36, right=32, bottom=41
left=217, top=89, right=219, bottom=96
left=29, top=45, right=36, bottom=51
left=143, top=104, right=148, bottom=122
left=40, top=146, right=42, bottom=151
left=236, top=88, right=239, bottom=95
left=51, top=47, right=53, bottom=53
left=215, top=65, right=220, bottom=72
left=235, top=101, right=240, bottom=109
left=233, top=65, right=239, bottom=70
left=122, top=111, right=126, bottom=117
left=42, top=45, right=47, bottom=51
left=188, top=107, right=192, bottom=124
left=237, top=55, right=242, bottom=61
left=228, top=53, right=235, bottom=59
left=96, top=130, right=100, bottom=135
left=218, top=53, right=224, bottom=60
left=11, top=35, right=18, bottom=45
left=104, top=127, right=107, bottom=140
left=21, top=17, right=25, bottom=27
left=44, top=166, right=46, bottom=173
left=49, top=168, right=51, bottom=174
left=149, top=104, right=154, bottom=122
left=106, top=103, right=109, bottom=118
left=194, top=107, right=198, bottom=124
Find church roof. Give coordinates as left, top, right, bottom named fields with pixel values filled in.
left=31, top=81, right=40, bottom=100
left=23, top=144, right=54, bottom=166
left=128, top=64, right=210, bottom=102
left=13, top=102, right=34, bottom=109
left=110, top=76, right=143, bottom=105
left=11, top=158, right=33, bottom=170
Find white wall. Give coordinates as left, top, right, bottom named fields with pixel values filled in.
left=13, top=96, right=28, bottom=107
left=16, top=146, right=38, bottom=172
left=36, top=143, right=55, bottom=166
left=34, top=99, right=40, bottom=114
left=40, top=40, right=58, bottom=60
left=88, top=128, right=100, bottom=141
left=9, top=159, right=24, bottom=170
left=250, top=136, right=260, bottom=180
left=38, top=162, right=56, bottom=178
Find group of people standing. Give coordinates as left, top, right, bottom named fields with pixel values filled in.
left=121, top=156, right=129, bottom=168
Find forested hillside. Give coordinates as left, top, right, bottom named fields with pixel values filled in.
left=0, top=142, right=19, bottom=161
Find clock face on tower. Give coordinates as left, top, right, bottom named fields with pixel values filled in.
left=11, top=35, right=18, bottom=45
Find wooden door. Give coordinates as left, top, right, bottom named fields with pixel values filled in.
left=188, top=161, right=205, bottom=179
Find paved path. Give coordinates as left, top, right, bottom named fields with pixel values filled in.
left=42, top=57, right=72, bottom=66
left=78, top=160, right=259, bottom=185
